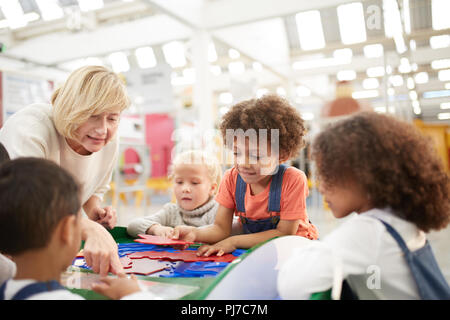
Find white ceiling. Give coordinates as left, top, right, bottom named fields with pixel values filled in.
left=0, top=0, right=449, bottom=123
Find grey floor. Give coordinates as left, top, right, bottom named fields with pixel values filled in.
left=110, top=190, right=450, bottom=285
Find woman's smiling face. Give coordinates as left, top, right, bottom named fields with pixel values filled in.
left=67, top=111, right=120, bottom=155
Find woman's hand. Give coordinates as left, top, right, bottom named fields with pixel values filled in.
left=92, top=273, right=141, bottom=300
left=197, top=238, right=237, bottom=257
left=83, top=195, right=116, bottom=229
left=89, top=205, right=117, bottom=229
left=81, top=218, right=123, bottom=276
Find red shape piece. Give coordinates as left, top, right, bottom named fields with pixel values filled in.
left=123, top=259, right=170, bottom=276
left=128, top=250, right=237, bottom=263
left=120, top=256, right=133, bottom=269
left=135, top=234, right=195, bottom=246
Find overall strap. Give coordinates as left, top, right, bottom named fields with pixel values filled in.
left=11, top=280, right=65, bottom=300
left=235, top=174, right=247, bottom=213
left=377, top=219, right=410, bottom=254
left=268, top=164, right=288, bottom=213
left=0, top=282, right=6, bottom=300
left=235, top=164, right=288, bottom=214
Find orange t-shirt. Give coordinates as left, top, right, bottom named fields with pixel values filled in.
left=215, top=166, right=318, bottom=240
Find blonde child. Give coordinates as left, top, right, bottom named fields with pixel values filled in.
left=173, top=94, right=318, bottom=256
left=127, top=150, right=222, bottom=239
left=0, top=158, right=149, bottom=300
left=278, top=111, right=450, bottom=300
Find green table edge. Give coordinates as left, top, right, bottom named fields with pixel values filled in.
left=72, top=227, right=331, bottom=300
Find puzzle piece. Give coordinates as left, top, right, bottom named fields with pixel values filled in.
left=174, top=261, right=228, bottom=277
left=123, top=258, right=171, bottom=276
left=127, top=250, right=238, bottom=263
left=135, top=234, right=195, bottom=246
left=120, top=256, right=133, bottom=269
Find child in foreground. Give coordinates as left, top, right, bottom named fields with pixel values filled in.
left=0, top=158, right=150, bottom=300
left=127, top=150, right=221, bottom=238
left=0, top=142, right=16, bottom=286
left=278, top=111, right=450, bottom=300
left=173, top=94, right=318, bottom=256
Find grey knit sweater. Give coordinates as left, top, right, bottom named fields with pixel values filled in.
left=127, top=198, right=219, bottom=238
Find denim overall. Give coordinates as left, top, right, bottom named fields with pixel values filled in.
left=0, top=280, right=64, bottom=300
left=378, top=219, right=450, bottom=300
left=235, top=164, right=288, bottom=234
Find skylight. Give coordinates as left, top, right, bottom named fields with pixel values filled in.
left=108, top=52, right=130, bottom=73
left=0, top=0, right=26, bottom=29
left=77, top=0, right=104, bottom=12
left=295, top=10, right=325, bottom=50
left=432, top=0, right=450, bottom=30
left=337, top=2, right=367, bottom=44
left=162, top=41, right=187, bottom=68
left=35, top=0, right=64, bottom=21
left=135, top=47, right=157, bottom=69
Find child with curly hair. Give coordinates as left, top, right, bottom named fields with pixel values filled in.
left=173, top=94, right=318, bottom=256
left=278, top=111, right=450, bottom=300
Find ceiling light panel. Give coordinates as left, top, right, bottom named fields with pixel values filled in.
left=363, top=44, right=384, bottom=58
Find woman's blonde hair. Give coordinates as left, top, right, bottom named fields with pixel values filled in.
left=51, top=65, right=130, bottom=139
left=169, top=150, right=222, bottom=194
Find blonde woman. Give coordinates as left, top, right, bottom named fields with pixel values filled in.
left=127, top=150, right=222, bottom=239
left=0, top=66, right=129, bottom=276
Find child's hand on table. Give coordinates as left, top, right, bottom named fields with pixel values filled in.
left=172, top=225, right=197, bottom=250
left=92, top=273, right=141, bottom=300
left=197, top=238, right=236, bottom=257
left=148, top=225, right=175, bottom=238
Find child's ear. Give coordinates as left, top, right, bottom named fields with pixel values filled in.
left=59, top=215, right=77, bottom=245
left=278, top=154, right=289, bottom=163
left=209, top=183, right=217, bottom=196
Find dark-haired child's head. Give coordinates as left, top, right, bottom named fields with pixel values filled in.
left=312, top=111, right=450, bottom=232
left=220, top=94, right=307, bottom=180
left=0, top=142, right=9, bottom=164
left=0, top=158, right=82, bottom=262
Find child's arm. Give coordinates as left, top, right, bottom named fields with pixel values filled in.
left=92, top=274, right=142, bottom=299
left=127, top=203, right=176, bottom=238
left=147, top=224, right=174, bottom=238
left=198, top=218, right=300, bottom=256
left=173, top=205, right=234, bottom=245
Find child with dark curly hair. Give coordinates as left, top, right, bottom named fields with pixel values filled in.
left=0, top=157, right=157, bottom=300
left=278, top=111, right=450, bottom=300
left=0, top=142, right=16, bottom=286
left=173, top=94, right=318, bottom=256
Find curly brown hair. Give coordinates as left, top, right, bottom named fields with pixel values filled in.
left=312, top=111, right=450, bottom=232
left=219, top=94, right=307, bottom=160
